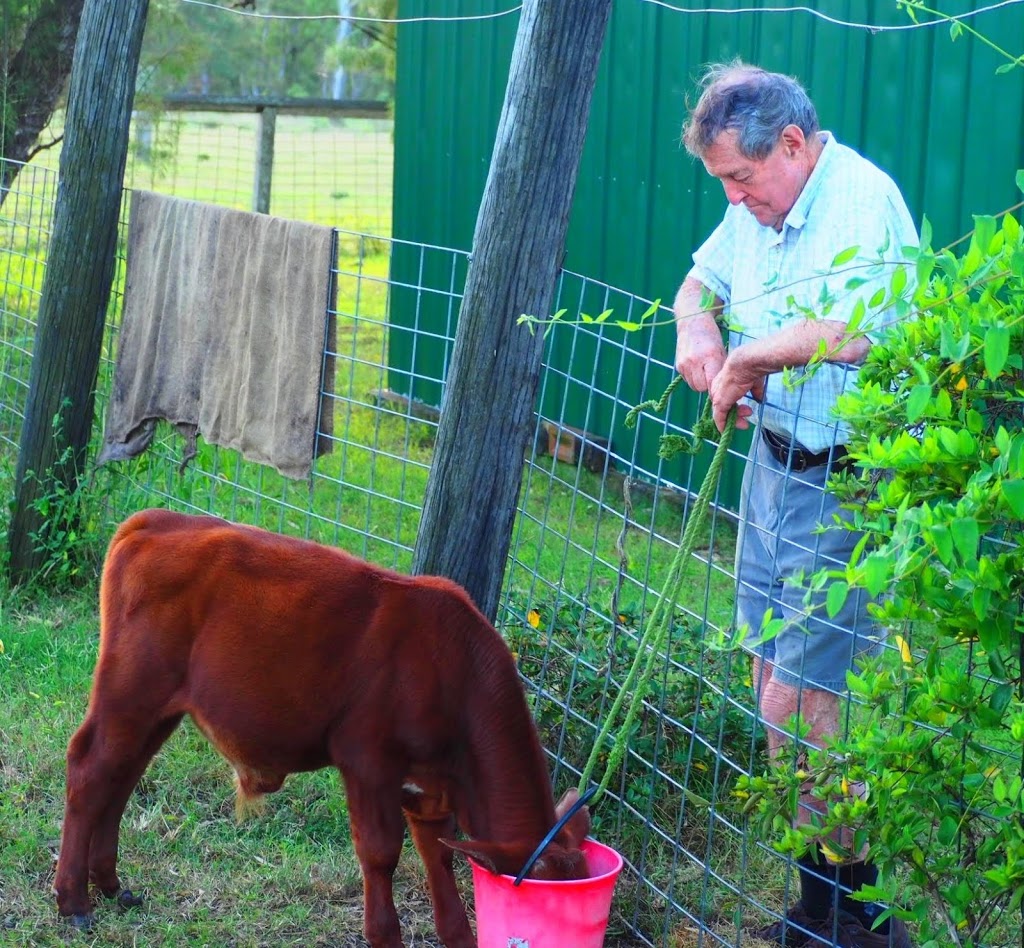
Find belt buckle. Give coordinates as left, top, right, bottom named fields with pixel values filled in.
left=790, top=450, right=809, bottom=473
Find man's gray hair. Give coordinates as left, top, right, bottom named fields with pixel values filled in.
left=682, top=60, right=819, bottom=160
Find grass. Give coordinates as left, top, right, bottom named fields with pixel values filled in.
left=0, top=586, right=449, bottom=947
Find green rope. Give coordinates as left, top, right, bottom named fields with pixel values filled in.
left=625, top=376, right=720, bottom=459
left=579, top=384, right=736, bottom=804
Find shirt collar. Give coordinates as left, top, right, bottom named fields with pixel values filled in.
left=783, top=131, right=834, bottom=232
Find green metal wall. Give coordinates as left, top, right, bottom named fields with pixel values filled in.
left=390, top=0, right=1024, bottom=502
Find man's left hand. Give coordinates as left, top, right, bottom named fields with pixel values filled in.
left=708, top=347, right=764, bottom=432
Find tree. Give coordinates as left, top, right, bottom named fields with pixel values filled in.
left=0, top=0, right=85, bottom=197
left=325, top=0, right=396, bottom=101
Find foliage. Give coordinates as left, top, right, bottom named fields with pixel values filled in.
left=16, top=401, right=104, bottom=589
left=323, top=0, right=396, bottom=102
left=0, top=0, right=82, bottom=183
left=738, top=181, right=1024, bottom=948
left=506, top=591, right=757, bottom=836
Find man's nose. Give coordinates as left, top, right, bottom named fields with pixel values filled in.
left=722, top=180, right=746, bottom=205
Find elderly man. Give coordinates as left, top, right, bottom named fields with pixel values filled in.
left=674, top=62, right=917, bottom=947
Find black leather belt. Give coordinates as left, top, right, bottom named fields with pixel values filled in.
left=761, top=426, right=850, bottom=473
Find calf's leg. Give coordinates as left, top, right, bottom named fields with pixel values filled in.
left=87, top=715, right=183, bottom=898
left=340, top=773, right=407, bottom=948
left=405, top=811, right=474, bottom=948
left=55, top=711, right=182, bottom=925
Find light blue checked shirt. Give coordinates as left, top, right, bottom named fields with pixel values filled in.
left=688, top=132, right=918, bottom=453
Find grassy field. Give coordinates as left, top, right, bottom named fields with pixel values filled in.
left=25, top=112, right=393, bottom=235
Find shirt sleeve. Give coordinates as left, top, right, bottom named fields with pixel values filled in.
left=687, top=205, right=738, bottom=305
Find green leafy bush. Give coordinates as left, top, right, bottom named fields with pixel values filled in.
left=739, top=183, right=1024, bottom=948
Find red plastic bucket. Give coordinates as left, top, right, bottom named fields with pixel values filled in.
left=471, top=838, right=624, bottom=948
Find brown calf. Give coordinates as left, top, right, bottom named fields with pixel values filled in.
left=54, top=509, right=590, bottom=947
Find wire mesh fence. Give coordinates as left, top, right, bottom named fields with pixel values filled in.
left=0, top=151, right=822, bottom=947
left=25, top=105, right=393, bottom=235
left=3, top=151, right=1019, bottom=946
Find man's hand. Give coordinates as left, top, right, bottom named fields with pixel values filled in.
left=673, top=278, right=726, bottom=392
left=708, top=347, right=763, bottom=432
left=675, top=319, right=727, bottom=393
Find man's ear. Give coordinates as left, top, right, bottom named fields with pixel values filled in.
left=780, top=123, right=806, bottom=155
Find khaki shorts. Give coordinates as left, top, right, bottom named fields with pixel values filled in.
left=735, top=431, right=881, bottom=692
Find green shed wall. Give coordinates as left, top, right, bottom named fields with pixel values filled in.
left=390, top=1, right=1024, bottom=504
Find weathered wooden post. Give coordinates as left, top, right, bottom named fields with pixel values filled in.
left=411, top=0, right=613, bottom=621
left=253, top=105, right=277, bottom=213
left=7, top=0, right=150, bottom=585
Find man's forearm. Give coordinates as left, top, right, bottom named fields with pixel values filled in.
left=673, top=276, right=722, bottom=335
left=734, top=317, right=870, bottom=377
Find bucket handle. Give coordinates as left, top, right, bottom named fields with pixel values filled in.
left=513, top=785, right=597, bottom=886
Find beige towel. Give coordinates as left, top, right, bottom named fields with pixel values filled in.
left=98, top=191, right=335, bottom=480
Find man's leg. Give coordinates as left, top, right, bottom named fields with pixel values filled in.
left=738, top=440, right=908, bottom=944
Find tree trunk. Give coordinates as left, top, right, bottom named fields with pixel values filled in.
left=7, top=0, right=150, bottom=586
left=0, top=0, right=86, bottom=201
left=411, top=0, right=612, bottom=621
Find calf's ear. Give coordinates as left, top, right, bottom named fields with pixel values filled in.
left=554, top=788, right=591, bottom=848
left=441, top=838, right=531, bottom=877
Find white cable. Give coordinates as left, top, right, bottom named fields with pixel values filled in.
left=636, top=0, right=1024, bottom=33
left=177, top=0, right=523, bottom=23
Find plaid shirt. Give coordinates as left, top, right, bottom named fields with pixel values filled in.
left=688, top=132, right=918, bottom=453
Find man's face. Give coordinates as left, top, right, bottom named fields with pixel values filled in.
left=701, top=127, right=811, bottom=231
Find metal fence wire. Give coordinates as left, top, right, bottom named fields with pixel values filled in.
left=0, top=142, right=1000, bottom=946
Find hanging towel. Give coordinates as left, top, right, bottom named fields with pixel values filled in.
left=97, top=190, right=335, bottom=480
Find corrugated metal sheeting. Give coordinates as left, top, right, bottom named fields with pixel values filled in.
left=390, top=0, right=1024, bottom=504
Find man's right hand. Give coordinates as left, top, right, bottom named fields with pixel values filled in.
left=675, top=315, right=727, bottom=392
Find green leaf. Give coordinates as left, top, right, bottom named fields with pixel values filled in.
left=991, top=683, right=1013, bottom=715
left=831, top=245, right=860, bottom=268
left=595, top=308, right=614, bottom=323
left=863, top=554, right=890, bottom=598
left=938, top=427, right=961, bottom=456
left=615, top=321, right=642, bottom=331
left=1017, top=169, right=1024, bottom=195
left=906, top=383, right=931, bottom=422
left=930, top=524, right=954, bottom=565
left=919, top=215, right=933, bottom=252
left=973, top=214, right=998, bottom=254
left=937, top=814, right=959, bottom=846
left=639, top=299, right=661, bottom=321
left=951, top=517, right=979, bottom=565
left=845, top=298, right=866, bottom=335
left=984, top=324, right=1010, bottom=378
left=826, top=581, right=849, bottom=619
left=1001, top=479, right=1024, bottom=518
left=890, top=265, right=908, bottom=298
left=998, top=62, right=1019, bottom=75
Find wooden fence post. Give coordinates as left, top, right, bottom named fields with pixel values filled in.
left=253, top=106, right=277, bottom=214
left=411, top=0, right=613, bottom=620
left=7, top=0, right=150, bottom=585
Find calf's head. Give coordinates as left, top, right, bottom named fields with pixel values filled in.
left=443, top=788, right=592, bottom=880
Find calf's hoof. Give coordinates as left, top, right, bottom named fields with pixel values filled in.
left=68, top=913, right=95, bottom=932
left=117, top=889, right=144, bottom=910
